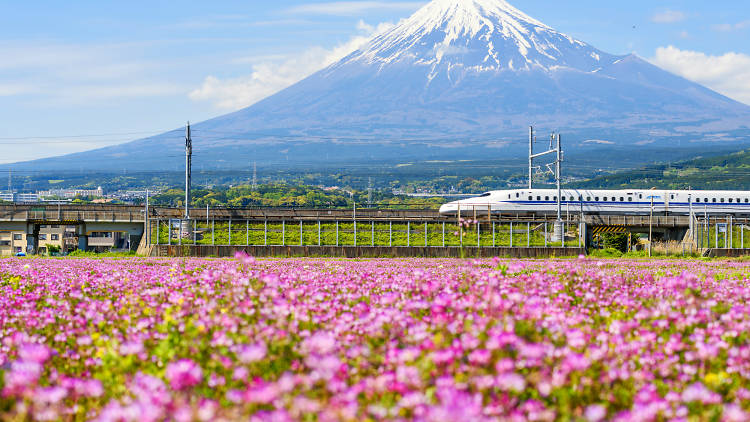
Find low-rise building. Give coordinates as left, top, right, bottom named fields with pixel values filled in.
left=37, top=225, right=69, bottom=255
left=0, top=231, right=26, bottom=256
left=38, top=187, right=104, bottom=199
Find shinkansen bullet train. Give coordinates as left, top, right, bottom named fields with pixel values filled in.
left=438, top=189, right=750, bottom=216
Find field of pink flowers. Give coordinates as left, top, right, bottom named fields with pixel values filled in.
left=1, top=256, right=750, bottom=421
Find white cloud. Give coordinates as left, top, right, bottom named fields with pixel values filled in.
left=286, top=1, right=424, bottom=15
left=189, top=21, right=394, bottom=110
left=0, top=42, right=184, bottom=103
left=0, top=84, right=37, bottom=97
left=650, top=46, right=750, bottom=105
left=651, top=10, right=686, bottom=24
left=713, top=20, right=750, bottom=32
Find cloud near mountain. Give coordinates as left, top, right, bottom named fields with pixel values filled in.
left=189, top=20, right=394, bottom=109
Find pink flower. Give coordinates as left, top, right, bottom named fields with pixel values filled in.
left=468, top=349, right=491, bottom=365
left=238, top=343, right=267, bottom=364
left=584, top=404, right=607, bottom=422
left=303, top=332, right=336, bottom=355
left=119, top=341, right=144, bottom=356
left=235, top=251, right=256, bottom=265
left=3, top=361, right=43, bottom=395
left=32, top=386, right=67, bottom=406
left=497, top=372, right=526, bottom=392
left=18, top=343, right=52, bottom=364
left=197, top=400, right=219, bottom=422
left=681, top=382, right=720, bottom=404
left=244, top=381, right=278, bottom=404
left=723, top=404, right=749, bottom=422
left=431, top=349, right=455, bottom=365
left=71, top=378, right=104, bottom=398
left=166, top=359, right=203, bottom=390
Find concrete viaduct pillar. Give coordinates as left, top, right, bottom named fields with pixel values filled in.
left=26, top=223, right=38, bottom=255
left=78, top=224, right=88, bottom=252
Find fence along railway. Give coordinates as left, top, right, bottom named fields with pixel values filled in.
left=0, top=204, right=748, bottom=257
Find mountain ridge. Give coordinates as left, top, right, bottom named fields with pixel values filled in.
left=3, top=0, right=750, bottom=173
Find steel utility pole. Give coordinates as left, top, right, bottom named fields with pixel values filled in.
left=185, top=122, right=192, bottom=219
left=556, top=133, right=562, bottom=223
left=528, top=127, right=564, bottom=240
left=528, top=126, right=533, bottom=189
left=649, top=195, right=654, bottom=257
left=688, top=187, right=694, bottom=246
left=145, top=189, right=149, bottom=245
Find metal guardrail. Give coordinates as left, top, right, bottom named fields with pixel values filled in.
left=147, top=217, right=584, bottom=249
left=0, top=210, right=144, bottom=223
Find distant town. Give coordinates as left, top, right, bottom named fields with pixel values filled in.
left=0, top=187, right=155, bottom=204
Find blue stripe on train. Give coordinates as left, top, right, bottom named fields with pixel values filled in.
left=507, top=201, right=750, bottom=207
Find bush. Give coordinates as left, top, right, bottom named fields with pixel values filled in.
left=600, top=233, right=629, bottom=253
left=589, top=248, right=623, bottom=258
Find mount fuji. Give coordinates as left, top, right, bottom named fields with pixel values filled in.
left=9, top=0, right=750, bottom=173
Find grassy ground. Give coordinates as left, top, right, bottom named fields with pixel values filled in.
left=150, top=221, right=582, bottom=248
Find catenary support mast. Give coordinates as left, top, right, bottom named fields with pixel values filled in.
left=185, top=122, right=192, bottom=219
left=528, top=126, right=533, bottom=189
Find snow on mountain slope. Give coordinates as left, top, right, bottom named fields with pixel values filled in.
left=341, top=0, right=611, bottom=74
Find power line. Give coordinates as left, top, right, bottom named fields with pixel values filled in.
left=0, top=130, right=166, bottom=141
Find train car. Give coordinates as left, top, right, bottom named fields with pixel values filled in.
left=438, top=189, right=750, bottom=216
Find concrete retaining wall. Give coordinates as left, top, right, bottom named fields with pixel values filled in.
left=708, top=249, right=750, bottom=257
left=151, top=245, right=585, bottom=258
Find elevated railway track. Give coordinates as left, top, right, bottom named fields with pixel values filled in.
left=0, top=204, right=745, bottom=257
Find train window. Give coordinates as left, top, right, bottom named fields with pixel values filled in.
left=528, top=196, right=533, bottom=201
left=713, top=198, right=717, bottom=203
left=545, top=196, right=549, bottom=201
left=537, top=196, right=541, bottom=201
left=670, top=194, right=674, bottom=200
left=738, top=198, right=741, bottom=203
left=730, top=198, right=734, bottom=203
left=554, top=196, right=557, bottom=201
left=746, top=199, right=749, bottom=203
left=620, top=197, right=624, bottom=202
left=639, top=194, right=643, bottom=199
left=603, top=197, right=607, bottom=201
left=516, top=193, right=519, bottom=198
left=595, top=197, right=599, bottom=201
left=587, top=197, right=591, bottom=201
left=479, top=193, right=491, bottom=197
left=579, top=196, right=583, bottom=201
left=628, top=197, right=633, bottom=202
left=508, top=195, right=511, bottom=199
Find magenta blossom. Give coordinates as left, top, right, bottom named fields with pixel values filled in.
left=166, top=359, right=203, bottom=391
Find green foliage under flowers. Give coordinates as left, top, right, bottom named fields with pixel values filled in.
left=2, top=258, right=750, bottom=420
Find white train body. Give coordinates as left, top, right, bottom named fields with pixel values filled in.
left=438, top=189, right=750, bottom=216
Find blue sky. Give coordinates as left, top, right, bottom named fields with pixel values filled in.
left=1, top=0, right=749, bottom=163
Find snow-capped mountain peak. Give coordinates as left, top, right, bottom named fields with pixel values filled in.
left=343, top=0, right=611, bottom=74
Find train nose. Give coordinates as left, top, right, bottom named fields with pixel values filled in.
left=439, top=203, right=458, bottom=215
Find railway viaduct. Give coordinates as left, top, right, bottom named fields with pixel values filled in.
left=0, top=204, right=726, bottom=256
